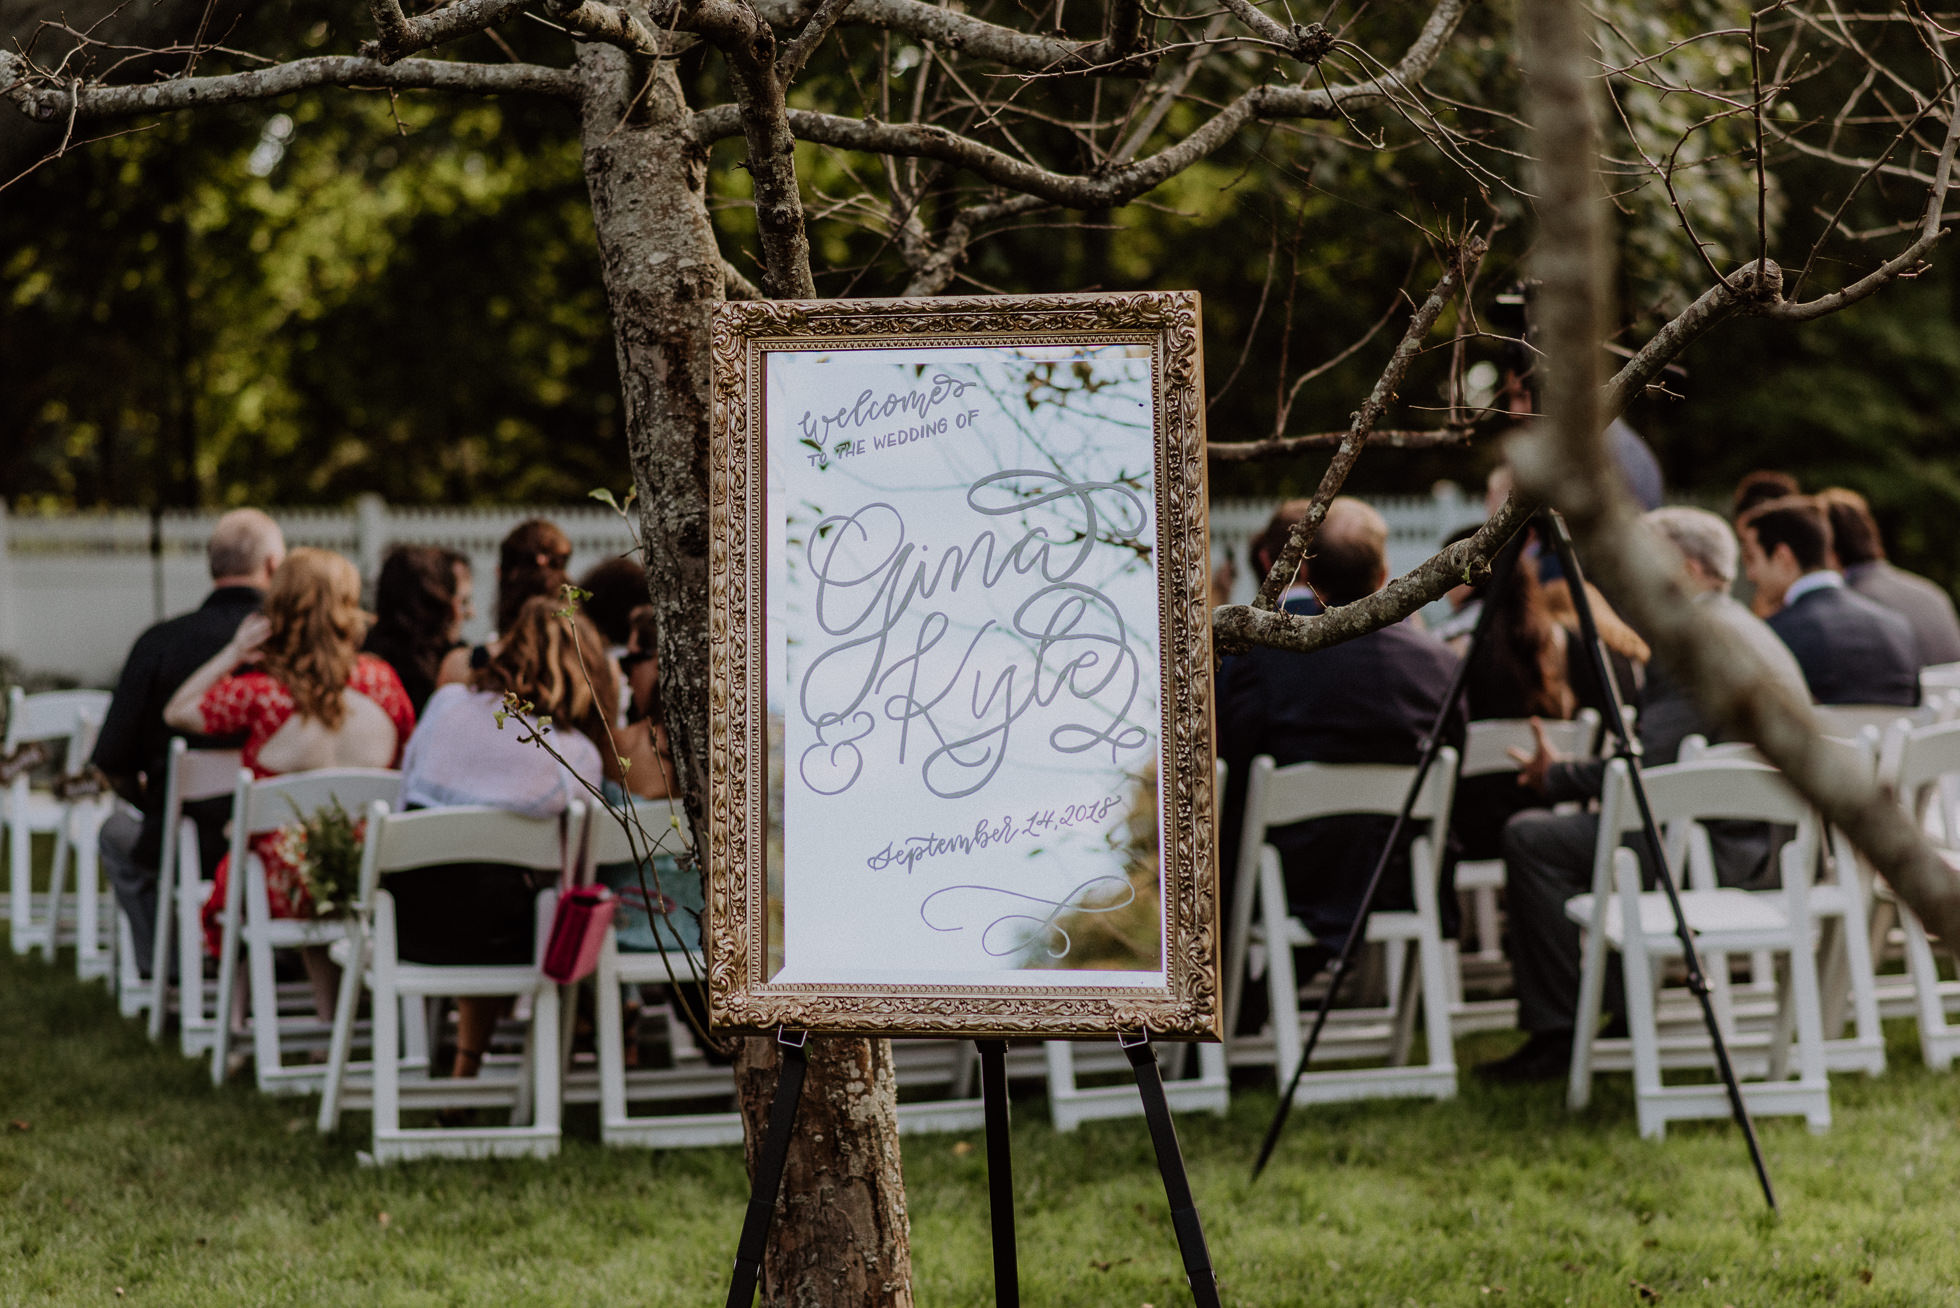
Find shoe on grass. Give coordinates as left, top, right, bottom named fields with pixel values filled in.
left=1473, top=1031, right=1572, bottom=1084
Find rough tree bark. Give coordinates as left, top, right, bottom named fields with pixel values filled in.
left=575, top=42, right=912, bottom=1305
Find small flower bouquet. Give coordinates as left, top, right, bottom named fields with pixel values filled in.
left=284, top=796, right=366, bottom=919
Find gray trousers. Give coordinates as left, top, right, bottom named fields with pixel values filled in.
left=1501, top=808, right=1616, bottom=1035
left=1503, top=807, right=1778, bottom=1034
left=99, top=808, right=160, bottom=978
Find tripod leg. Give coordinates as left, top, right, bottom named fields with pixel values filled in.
left=726, top=1029, right=810, bottom=1308
left=979, top=1040, right=1018, bottom=1308
left=1122, top=1034, right=1221, bottom=1308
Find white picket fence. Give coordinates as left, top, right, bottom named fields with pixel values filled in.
left=0, top=486, right=1482, bottom=687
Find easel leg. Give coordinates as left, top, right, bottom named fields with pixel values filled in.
left=978, top=1039, right=1019, bottom=1308
left=726, top=1029, right=809, bottom=1308
left=1122, top=1033, right=1221, bottom=1308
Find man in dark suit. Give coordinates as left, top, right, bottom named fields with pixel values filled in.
left=1483, top=507, right=1812, bottom=1083
left=1217, top=497, right=1462, bottom=995
left=1818, top=487, right=1960, bottom=669
left=91, top=509, right=285, bottom=977
left=1739, top=495, right=1919, bottom=707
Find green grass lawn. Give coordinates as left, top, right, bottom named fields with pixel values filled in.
left=7, top=925, right=1960, bottom=1304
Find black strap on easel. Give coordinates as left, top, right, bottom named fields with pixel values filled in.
left=1542, top=512, right=1776, bottom=1213
left=1250, top=531, right=1527, bottom=1180
left=978, top=1040, right=1019, bottom=1308
left=1122, top=1033, right=1222, bottom=1308
left=726, top=1028, right=810, bottom=1308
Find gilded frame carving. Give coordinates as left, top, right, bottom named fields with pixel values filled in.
left=707, top=291, right=1218, bottom=1039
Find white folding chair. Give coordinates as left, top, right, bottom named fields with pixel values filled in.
left=210, top=768, right=403, bottom=1094
left=1813, top=703, right=1930, bottom=745
left=1449, top=711, right=1600, bottom=1035
left=56, top=707, right=119, bottom=982
left=1882, top=718, right=1960, bottom=1069
left=1920, top=661, right=1960, bottom=700
left=1223, top=750, right=1460, bottom=1105
left=571, top=800, right=743, bottom=1148
left=1674, top=735, right=1887, bottom=1076
left=1044, top=758, right=1229, bottom=1130
left=317, top=801, right=572, bottom=1162
left=113, top=739, right=240, bottom=1036
left=4, top=686, right=112, bottom=958
left=1566, top=758, right=1832, bottom=1138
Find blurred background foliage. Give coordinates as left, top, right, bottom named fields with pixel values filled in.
left=4, top=0, right=1957, bottom=587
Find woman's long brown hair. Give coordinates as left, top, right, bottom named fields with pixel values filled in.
left=473, top=594, right=620, bottom=777
left=257, top=548, right=367, bottom=728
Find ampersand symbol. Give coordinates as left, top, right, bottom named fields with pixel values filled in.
left=800, top=711, right=877, bottom=796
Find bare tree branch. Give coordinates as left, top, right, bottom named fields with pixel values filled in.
left=0, top=50, right=580, bottom=116
left=360, top=0, right=529, bottom=62
left=778, top=0, right=855, bottom=82
left=1207, top=427, right=1471, bottom=460
left=1511, top=0, right=1960, bottom=948
left=724, top=259, right=764, bottom=298
left=1213, top=489, right=1538, bottom=654
left=1249, top=233, right=1485, bottom=611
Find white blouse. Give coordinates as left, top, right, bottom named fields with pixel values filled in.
left=401, top=684, right=604, bottom=819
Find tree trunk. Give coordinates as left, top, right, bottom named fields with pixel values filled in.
left=576, top=44, right=913, bottom=1307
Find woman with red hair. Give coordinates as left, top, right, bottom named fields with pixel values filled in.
left=166, top=548, right=414, bottom=1011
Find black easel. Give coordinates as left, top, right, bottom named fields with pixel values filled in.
left=1249, top=510, right=1777, bottom=1214
left=726, top=1032, right=1222, bottom=1307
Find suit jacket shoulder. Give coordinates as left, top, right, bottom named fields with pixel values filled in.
left=1769, top=584, right=1919, bottom=706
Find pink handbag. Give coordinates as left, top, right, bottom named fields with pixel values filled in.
left=542, top=885, right=617, bottom=983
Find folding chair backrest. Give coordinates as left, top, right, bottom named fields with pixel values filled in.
left=3, top=687, right=113, bottom=752
left=1608, top=757, right=1813, bottom=833
left=230, top=769, right=403, bottom=843
left=1815, top=703, right=1929, bottom=743
left=356, top=801, right=580, bottom=906
left=165, top=737, right=245, bottom=810
left=1887, top=720, right=1960, bottom=839
left=1242, top=750, right=1458, bottom=835
left=580, top=800, right=693, bottom=882
left=1460, top=710, right=1600, bottom=777
left=1921, top=661, right=1960, bottom=698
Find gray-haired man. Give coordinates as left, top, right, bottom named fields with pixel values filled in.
left=91, top=509, right=286, bottom=977
left=1479, top=506, right=1808, bottom=1082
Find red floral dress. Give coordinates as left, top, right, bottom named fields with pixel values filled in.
left=199, top=655, right=415, bottom=954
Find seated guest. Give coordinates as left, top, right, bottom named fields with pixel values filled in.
left=579, top=556, right=651, bottom=657
left=1738, top=496, right=1919, bottom=706
left=438, top=518, right=574, bottom=686
left=1484, top=508, right=1810, bottom=1082
left=1732, top=469, right=1799, bottom=521
left=399, top=596, right=618, bottom=1078
left=1542, top=575, right=1647, bottom=720
left=1818, top=487, right=1960, bottom=668
left=91, top=509, right=285, bottom=978
left=598, top=605, right=704, bottom=957
left=1217, top=498, right=1463, bottom=973
left=1455, top=552, right=1575, bottom=862
left=165, top=548, right=414, bottom=1016
left=364, top=544, right=472, bottom=716
left=1733, top=471, right=1801, bottom=617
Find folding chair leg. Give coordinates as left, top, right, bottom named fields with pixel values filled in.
left=318, top=926, right=368, bottom=1133
left=1387, top=941, right=1420, bottom=1066
left=1903, top=911, right=1954, bottom=1070
left=595, top=952, right=629, bottom=1131
left=1566, top=916, right=1611, bottom=1111
left=1417, top=926, right=1456, bottom=1079
left=1620, top=931, right=1666, bottom=1140
left=39, top=822, right=69, bottom=963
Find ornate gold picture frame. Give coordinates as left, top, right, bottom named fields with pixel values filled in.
left=708, top=292, right=1218, bottom=1038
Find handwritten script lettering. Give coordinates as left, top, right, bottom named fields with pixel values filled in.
left=798, top=374, right=974, bottom=446
left=796, top=470, right=1151, bottom=801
